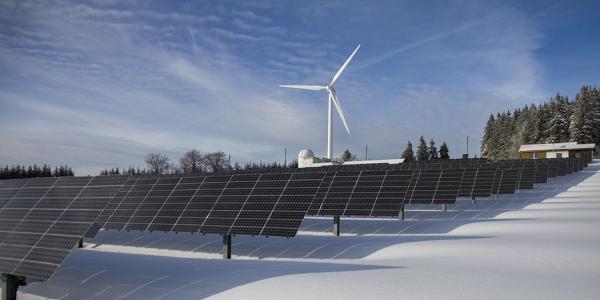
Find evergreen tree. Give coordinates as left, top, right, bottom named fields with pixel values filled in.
left=528, top=104, right=542, bottom=143
left=513, top=105, right=532, bottom=150
left=401, top=141, right=415, bottom=161
left=427, top=139, right=438, bottom=160
left=570, top=86, right=595, bottom=143
left=416, top=136, right=428, bottom=161
left=544, top=93, right=571, bottom=142
left=439, top=142, right=450, bottom=159
left=481, top=114, right=495, bottom=158
left=592, top=86, right=600, bottom=146
left=492, top=112, right=510, bottom=159
left=538, top=103, right=551, bottom=142
left=42, top=165, right=51, bottom=177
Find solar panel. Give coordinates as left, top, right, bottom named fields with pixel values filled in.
left=496, top=168, right=520, bottom=194
left=370, top=169, right=413, bottom=217
left=547, top=160, right=559, bottom=178
left=430, top=168, right=464, bottom=204
left=343, top=170, right=387, bottom=216
left=100, top=172, right=325, bottom=237
left=557, top=160, right=567, bottom=176
left=406, top=169, right=440, bottom=204
left=458, top=168, right=478, bottom=198
left=307, top=169, right=414, bottom=218
left=566, top=159, right=576, bottom=174
left=315, top=171, right=360, bottom=217
left=534, top=163, right=549, bottom=183
left=491, top=168, right=502, bottom=196
left=517, top=165, right=536, bottom=190
left=470, top=167, right=497, bottom=198
left=200, top=172, right=324, bottom=237
left=0, top=175, right=127, bottom=281
left=306, top=172, right=335, bottom=215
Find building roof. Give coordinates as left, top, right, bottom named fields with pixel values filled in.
left=342, top=159, right=404, bottom=165
left=518, top=142, right=596, bottom=152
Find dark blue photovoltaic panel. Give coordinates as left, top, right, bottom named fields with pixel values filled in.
left=458, top=168, right=478, bottom=198
left=517, top=166, right=536, bottom=190
left=534, top=164, right=549, bottom=183
left=308, top=169, right=415, bottom=217
left=98, top=172, right=326, bottom=237
left=0, top=175, right=127, bottom=281
left=496, top=168, right=520, bottom=194
left=370, top=169, right=414, bottom=216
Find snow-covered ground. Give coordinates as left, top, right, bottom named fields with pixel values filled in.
left=20, top=162, right=600, bottom=299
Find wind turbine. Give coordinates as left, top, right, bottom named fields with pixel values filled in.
left=280, top=44, right=360, bottom=160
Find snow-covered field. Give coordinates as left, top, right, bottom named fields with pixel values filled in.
left=21, top=162, right=600, bottom=299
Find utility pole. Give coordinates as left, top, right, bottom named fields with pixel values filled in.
left=466, top=136, right=469, bottom=158
left=365, top=144, right=368, bottom=160
left=284, top=148, right=287, bottom=167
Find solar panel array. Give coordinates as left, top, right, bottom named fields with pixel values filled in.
left=0, top=172, right=325, bottom=282
left=0, top=157, right=587, bottom=283
left=96, top=172, right=325, bottom=237
left=305, top=157, right=586, bottom=217
left=307, top=167, right=465, bottom=217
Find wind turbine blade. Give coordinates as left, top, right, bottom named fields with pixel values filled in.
left=329, top=44, right=361, bottom=86
left=330, top=90, right=350, bottom=134
left=279, top=85, right=327, bottom=91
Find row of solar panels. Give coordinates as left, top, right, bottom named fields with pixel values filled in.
left=0, top=172, right=326, bottom=281
left=0, top=158, right=586, bottom=281
left=302, top=157, right=587, bottom=172
left=307, top=158, right=584, bottom=216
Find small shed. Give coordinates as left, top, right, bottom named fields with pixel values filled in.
left=518, top=142, right=595, bottom=163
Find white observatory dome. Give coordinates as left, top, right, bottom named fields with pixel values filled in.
left=298, top=149, right=314, bottom=159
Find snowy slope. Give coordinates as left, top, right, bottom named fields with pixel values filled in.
left=20, top=162, right=600, bottom=299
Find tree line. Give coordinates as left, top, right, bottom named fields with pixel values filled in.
left=0, top=164, right=74, bottom=180
left=401, top=136, right=449, bottom=161
left=481, top=86, right=600, bottom=159
left=99, top=150, right=299, bottom=176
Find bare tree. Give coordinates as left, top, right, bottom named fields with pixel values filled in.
left=179, top=149, right=204, bottom=174
left=145, top=153, right=170, bottom=175
left=341, top=149, right=353, bottom=162
left=204, top=151, right=228, bottom=173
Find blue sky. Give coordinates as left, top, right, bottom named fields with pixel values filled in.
left=0, top=0, right=599, bottom=175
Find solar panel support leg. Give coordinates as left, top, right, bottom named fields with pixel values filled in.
left=442, top=204, right=447, bottom=212
left=333, top=216, right=340, bottom=236
left=399, top=205, right=405, bottom=220
left=1, top=273, right=26, bottom=300
left=222, top=234, right=231, bottom=259
left=77, top=238, right=83, bottom=248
